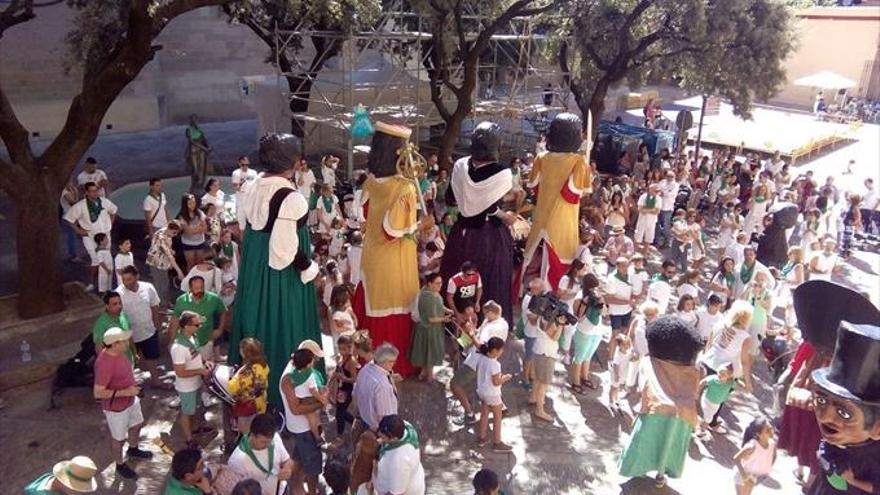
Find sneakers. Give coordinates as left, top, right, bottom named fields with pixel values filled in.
left=492, top=442, right=514, bottom=452
left=126, top=447, right=153, bottom=459
left=115, top=463, right=137, bottom=480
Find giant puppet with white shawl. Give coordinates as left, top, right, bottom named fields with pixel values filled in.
left=439, top=122, right=516, bottom=324
left=522, top=113, right=592, bottom=290
left=352, top=122, right=422, bottom=376
left=230, top=134, right=321, bottom=408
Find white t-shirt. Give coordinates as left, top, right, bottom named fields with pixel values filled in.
left=630, top=269, right=649, bottom=297
left=227, top=433, right=291, bottom=495
left=77, top=169, right=109, bottom=196
left=557, top=275, right=579, bottom=310
left=231, top=168, right=258, bottom=189
left=659, top=179, right=679, bottom=211
left=347, top=245, right=363, bottom=287
left=116, top=282, right=160, bottom=343
left=295, top=169, right=316, bottom=194
left=647, top=278, right=673, bottom=310
left=321, top=165, right=337, bottom=188
left=142, top=193, right=168, bottom=229
left=373, top=443, right=426, bottom=495
left=637, top=193, right=659, bottom=218
left=114, top=252, right=134, bottom=288
left=695, top=307, right=723, bottom=342
left=521, top=294, right=539, bottom=338
left=64, top=197, right=118, bottom=234
left=677, top=283, right=699, bottom=300
left=294, top=371, right=318, bottom=399
left=201, top=190, right=226, bottom=210
left=171, top=336, right=204, bottom=392
left=810, top=252, right=838, bottom=281
left=532, top=322, right=560, bottom=357
left=605, top=273, right=634, bottom=315
left=96, top=250, right=113, bottom=292
left=180, top=265, right=223, bottom=293
left=477, top=317, right=509, bottom=343
left=476, top=355, right=502, bottom=400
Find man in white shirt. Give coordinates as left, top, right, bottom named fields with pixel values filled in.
left=64, top=181, right=118, bottom=289
left=76, top=157, right=110, bottom=197
left=762, top=151, right=785, bottom=176
left=695, top=295, right=725, bottom=343
left=647, top=259, right=677, bottom=311
left=294, top=159, right=316, bottom=195
left=724, top=232, right=749, bottom=267
left=809, top=237, right=841, bottom=282
left=227, top=413, right=294, bottom=495
left=142, top=177, right=168, bottom=237
left=280, top=357, right=330, bottom=495
left=655, top=171, right=679, bottom=247
left=605, top=257, right=636, bottom=334
left=372, top=415, right=426, bottom=495
left=734, top=245, right=774, bottom=299
left=231, top=155, right=258, bottom=192
left=861, top=178, right=879, bottom=234
left=117, top=266, right=165, bottom=389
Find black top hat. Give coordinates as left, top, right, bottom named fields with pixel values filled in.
left=470, top=122, right=501, bottom=162
left=793, top=280, right=880, bottom=354
left=812, top=321, right=880, bottom=406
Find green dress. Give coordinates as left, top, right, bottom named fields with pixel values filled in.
left=229, top=223, right=321, bottom=408
left=408, top=289, right=446, bottom=368
left=619, top=414, right=693, bottom=479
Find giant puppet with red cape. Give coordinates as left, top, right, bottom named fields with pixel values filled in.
left=352, top=122, right=422, bottom=375
left=522, top=113, right=592, bottom=290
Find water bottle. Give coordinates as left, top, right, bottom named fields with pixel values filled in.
left=20, top=340, right=32, bottom=363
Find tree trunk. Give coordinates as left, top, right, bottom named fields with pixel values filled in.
left=437, top=58, right=478, bottom=169
left=16, top=177, right=65, bottom=318
left=588, top=79, right=610, bottom=138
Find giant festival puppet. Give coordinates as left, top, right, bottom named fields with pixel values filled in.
left=352, top=122, right=422, bottom=375
left=439, top=122, right=516, bottom=324
left=792, top=281, right=880, bottom=495
left=522, top=112, right=592, bottom=290
left=230, top=134, right=321, bottom=407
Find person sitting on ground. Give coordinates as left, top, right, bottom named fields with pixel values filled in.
left=164, top=448, right=212, bottom=495
left=25, top=456, right=98, bottom=495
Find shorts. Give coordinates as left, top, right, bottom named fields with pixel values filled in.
left=450, top=366, right=476, bottom=391
left=571, top=332, right=602, bottom=365
left=103, top=396, right=144, bottom=441
left=292, top=431, right=323, bottom=476
left=609, top=312, right=632, bottom=330
left=134, top=332, right=160, bottom=360
left=480, top=394, right=503, bottom=407
left=700, top=394, right=722, bottom=423
left=523, top=337, right=536, bottom=360
left=533, top=355, right=556, bottom=384
left=734, top=469, right=760, bottom=486
left=178, top=390, right=202, bottom=416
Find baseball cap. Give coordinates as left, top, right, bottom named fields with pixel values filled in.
left=103, top=327, right=132, bottom=346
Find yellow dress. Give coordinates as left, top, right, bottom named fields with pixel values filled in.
left=359, top=175, right=420, bottom=316
left=523, top=151, right=591, bottom=288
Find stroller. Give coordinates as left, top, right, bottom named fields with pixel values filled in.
left=49, top=334, right=96, bottom=409
left=673, top=184, right=692, bottom=213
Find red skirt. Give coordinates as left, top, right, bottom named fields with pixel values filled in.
left=352, top=283, right=417, bottom=376
left=778, top=405, right=821, bottom=470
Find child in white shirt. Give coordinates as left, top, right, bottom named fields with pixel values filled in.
left=607, top=333, right=633, bottom=411
left=328, top=218, right=346, bottom=258
left=94, top=233, right=114, bottom=293
left=676, top=294, right=699, bottom=329
left=113, top=238, right=134, bottom=288
left=291, top=348, right=328, bottom=444
left=475, top=337, right=512, bottom=452
left=677, top=270, right=700, bottom=300
left=346, top=232, right=363, bottom=287
left=216, top=257, right=237, bottom=307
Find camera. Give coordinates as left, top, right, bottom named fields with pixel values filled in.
left=528, top=293, right=577, bottom=326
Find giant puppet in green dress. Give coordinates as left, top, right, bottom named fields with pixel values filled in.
left=230, top=134, right=321, bottom=407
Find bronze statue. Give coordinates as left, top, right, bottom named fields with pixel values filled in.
left=185, top=114, right=211, bottom=194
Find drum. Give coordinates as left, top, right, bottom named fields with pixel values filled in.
left=510, top=215, right=531, bottom=241
left=207, top=364, right=236, bottom=405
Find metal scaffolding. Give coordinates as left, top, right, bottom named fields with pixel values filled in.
left=271, top=0, right=571, bottom=174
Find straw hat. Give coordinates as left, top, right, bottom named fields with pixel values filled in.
left=53, top=456, right=98, bottom=493
left=610, top=225, right=625, bottom=236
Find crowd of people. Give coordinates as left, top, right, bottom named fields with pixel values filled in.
left=33, top=111, right=880, bottom=495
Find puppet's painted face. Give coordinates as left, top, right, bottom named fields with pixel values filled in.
left=813, top=387, right=880, bottom=446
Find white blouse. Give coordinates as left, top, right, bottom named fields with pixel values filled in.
left=238, top=176, right=309, bottom=271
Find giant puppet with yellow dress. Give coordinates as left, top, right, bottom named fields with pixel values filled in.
left=352, top=122, right=421, bottom=375
left=522, top=113, right=592, bottom=290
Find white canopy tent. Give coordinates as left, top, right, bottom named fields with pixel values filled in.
left=794, top=70, right=857, bottom=90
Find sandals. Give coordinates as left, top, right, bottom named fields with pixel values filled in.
left=582, top=379, right=598, bottom=390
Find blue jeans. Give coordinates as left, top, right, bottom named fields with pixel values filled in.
left=668, top=239, right=689, bottom=272
left=655, top=210, right=673, bottom=247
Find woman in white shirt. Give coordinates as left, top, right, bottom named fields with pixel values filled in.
left=556, top=259, right=586, bottom=357
left=176, top=194, right=208, bottom=269
left=570, top=274, right=605, bottom=392
left=200, top=178, right=226, bottom=210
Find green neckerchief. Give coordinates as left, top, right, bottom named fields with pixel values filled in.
left=188, top=126, right=203, bottom=141
left=754, top=196, right=766, bottom=204
left=321, top=195, right=334, bottom=214
left=739, top=262, right=756, bottom=284
left=86, top=197, right=103, bottom=223
left=165, top=476, right=204, bottom=495
left=586, top=305, right=602, bottom=325
left=643, top=194, right=657, bottom=210
left=651, top=273, right=670, bottom=283
left=174, top=333, right=199, bottom=353
left=749, top=288, right=768, bottom=305
left=221, top=242, right=234, bottom=259
left=723, top=272, right=735, bottom=289
left=308, top=191, right=319, bottom=209
left=419, top=177, right=430, bottom=193
left=781, top=261, right=796, bottom=277
left=289, top=367, right=325, bottom=388
left=613, top=269, right=629, bottom=285
left=439, top=223, right=451, bottom=237
left=238, top=434, right=274, bottom=475
left=378, top=421, right=420, bottom=460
